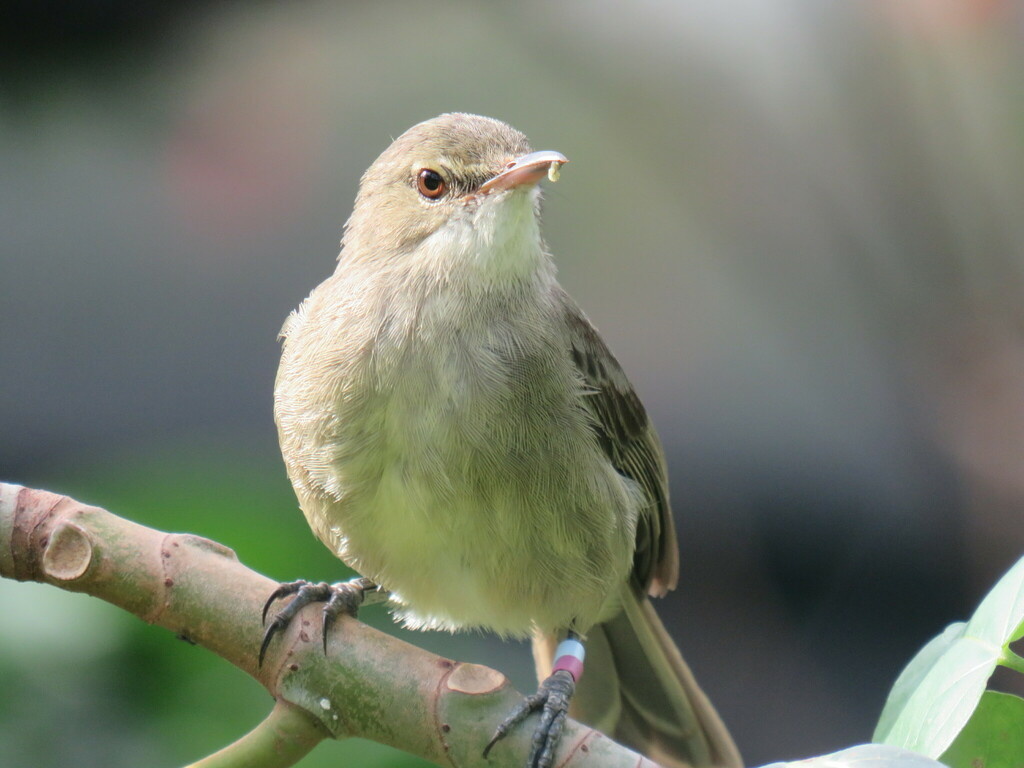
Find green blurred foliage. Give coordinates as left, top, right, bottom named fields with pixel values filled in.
left=0, top=447, right=434, bottom=767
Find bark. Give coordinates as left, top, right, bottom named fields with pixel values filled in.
left=0, top=483, right=660, bottom=768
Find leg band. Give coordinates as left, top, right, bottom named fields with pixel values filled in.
left=551, top=637, right=586, bottom=682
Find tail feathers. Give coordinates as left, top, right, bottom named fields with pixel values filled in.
left=533, top=591, right=741, bottom=768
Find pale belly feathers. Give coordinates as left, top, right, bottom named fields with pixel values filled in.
left=274, top=273, right=640, bottom=637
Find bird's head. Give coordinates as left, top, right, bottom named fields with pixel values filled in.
left=341, top=113, right=566, bottom=280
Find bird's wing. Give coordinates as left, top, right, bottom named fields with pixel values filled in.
left=559, top=290, right=679, bottom=596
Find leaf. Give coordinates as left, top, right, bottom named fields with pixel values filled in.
left=1013, top=616, right=1024, bottom=645
left=758, top=743, right=949, bottom=768
left=873, top=555, right=1024, bottom=757
left=873, top=622, right=968, bottom=744
left=940, top=690, right=1024, bottom=768
left=874, top=631, right=996, bottom=756
left=963, top=556, right=1024, bottom=651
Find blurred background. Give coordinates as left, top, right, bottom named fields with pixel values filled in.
left=2, top=1, right=1023, bottom=766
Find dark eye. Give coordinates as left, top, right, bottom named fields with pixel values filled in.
left=417, top=169, right=447, bottom=199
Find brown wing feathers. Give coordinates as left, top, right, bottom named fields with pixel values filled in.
left=560, top=293, right=679, bottom=597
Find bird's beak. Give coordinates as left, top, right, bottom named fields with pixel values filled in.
left=477, top=150, right=569, bottom=195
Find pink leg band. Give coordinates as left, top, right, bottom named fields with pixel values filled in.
left=551, top=638, right=586, bottom=682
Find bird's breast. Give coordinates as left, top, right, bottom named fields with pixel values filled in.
left=275, top=277, right=636, bottom=635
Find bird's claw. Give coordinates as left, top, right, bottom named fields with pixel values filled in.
left=259, top=578, right=372, bottom=666
left=484, top=669, right=575, bottom=768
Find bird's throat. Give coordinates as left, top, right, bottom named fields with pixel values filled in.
left=421, top=188, right=549, bottom=287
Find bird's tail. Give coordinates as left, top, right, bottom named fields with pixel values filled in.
left=533, top=590, right=742, bottom=768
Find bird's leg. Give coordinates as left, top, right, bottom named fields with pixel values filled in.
left=259, top=576, right=384, bottom=665
left=484, top=631, right=585, bottom=768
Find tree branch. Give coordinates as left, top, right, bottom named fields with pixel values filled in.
left=0, top=483, right=660, bottom=768
left=187, top=700, right=325, bottom=768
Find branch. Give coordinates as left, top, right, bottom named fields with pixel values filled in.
left=0, top=483, right=660, bottom=768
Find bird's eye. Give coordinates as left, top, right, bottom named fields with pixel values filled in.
left=416, top=169, right=447, bottom=199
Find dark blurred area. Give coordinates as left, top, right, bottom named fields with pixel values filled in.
left=2, top=1, right=1023, bottom=766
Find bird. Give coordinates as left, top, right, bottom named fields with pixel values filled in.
left=265, top=113, right=741, bottom=768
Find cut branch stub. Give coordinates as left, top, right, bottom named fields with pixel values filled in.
left=41, top=520, right=93, bottom=581
left=0, top=484, right=661, bottom=768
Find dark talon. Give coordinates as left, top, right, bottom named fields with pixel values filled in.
left=321, top=585, right=366, bottom=653
left=262, top=579, right=314, bottom=625
left=259, top=578, right=372, bottom=667
left=534, top=702, right=569, bottom=768
left=258, top=621, right=280, bottom=667
left=483, top=691, right=544, bottom=758
left=483, top=669, right=575, bottom=768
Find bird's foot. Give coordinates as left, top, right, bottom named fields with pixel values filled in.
left=259, top=576, right=378, bottom=665
left=483, top=669, right=575, bottom=768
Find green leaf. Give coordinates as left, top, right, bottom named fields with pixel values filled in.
left=1011, top=615, right=1024, bottom=645
left=964, top=556, right=1024, bottom=651
left=873, top=629, right=995, bottom=756
left=758, top=743, right=949, bottom=768
left=873, top=622, right=967, bottom=744
left=940, top=690, right=1024, bottom=768
left=873, top=555, right=1024, bottom=757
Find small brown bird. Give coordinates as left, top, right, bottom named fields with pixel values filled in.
left=266, top=113, right=741, bottom=768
